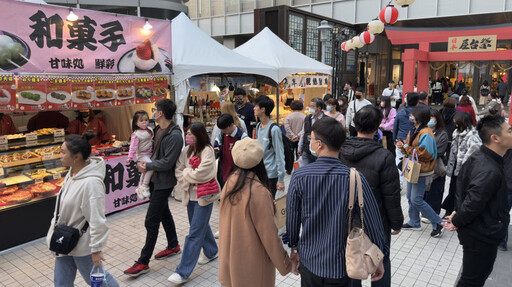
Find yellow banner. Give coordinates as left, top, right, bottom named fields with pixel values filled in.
left=448, top=35, right=497, bottom=53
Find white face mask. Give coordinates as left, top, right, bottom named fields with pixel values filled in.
left=309, top=140, right=319, bottom=157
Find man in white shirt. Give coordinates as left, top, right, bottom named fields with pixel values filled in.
left=345, top=87, right=372, bottom=137
left=382, top=80, right=401, bottom=109
left=343, top=81, right=355, bottom=103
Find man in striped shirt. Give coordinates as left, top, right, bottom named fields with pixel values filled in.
left=287, top=117, right=388, bottom=286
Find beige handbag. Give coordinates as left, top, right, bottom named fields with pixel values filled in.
left=402, top=149, right=421, bottom=184
left=345, top=168, right=384, bottom=280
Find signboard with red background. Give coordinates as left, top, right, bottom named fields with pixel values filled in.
left=0, top=75, right=16, bottom=111
left=46, top=76, right=71, bottom=110
left=152, top=76, right=169, bottom=101
left=116, top=76, right=135, bottom=106
left=17, top=74, right=47, bottom=112
left=134, top=76, right=154, bottom=104
left=70, top=76, right=95, bottom=109
left=94, top=76, right=116, bottom=108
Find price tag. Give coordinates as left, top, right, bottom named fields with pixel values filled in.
left=35, top=178, right=43, bottom=184
left=26, top=132, right=38, bottom=146
left=52, top=173, right=61, bottom=180
left=54, top=129, right=65, bottom=137
left=0, top=136, right=7, bottom=145
left=0, top=143, right=7, bottom=151
left=36, top=169, right=47, bottom=175
left=42, top=152, right=54, bottom=161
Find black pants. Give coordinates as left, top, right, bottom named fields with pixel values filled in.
left=138, top=186, right=179, bottom=265
left=269, top=178, right=278, bottom=199
left=441, top=175, right=457, bottom=216
left=300, top=265, right=351, bottom=287
left=425, top=176, right=445, bottom=215
left=349, top=125, right=357, bottom=137
left=350, top=232, right=391, bottom=287
left=382, top=130, right=396, bottom=157
left=457, top=236, right=498, bottom=287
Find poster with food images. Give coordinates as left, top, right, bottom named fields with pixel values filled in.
left=0, top=75, right=16, bottom=111
left=70, top=76, right=95, bottom=109
left=152, top=76, right=169, bottom=101
left=46, top=76, right=71, bottom=110
left=17, top=75, right=47, bottom=112
left=94, top=76, right=116, bottom=108
left=116, top=76, right=135, bottom=106
left=135, top=76, right=154, bottom=104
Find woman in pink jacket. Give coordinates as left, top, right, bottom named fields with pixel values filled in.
left=379, top=96, right=397, bottom=156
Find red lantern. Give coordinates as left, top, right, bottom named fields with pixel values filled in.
left=359, top=31, right=375, bottom=45
left=379, top=5, right=399, bottom=24
left=341, top=41, right=351, bottom=52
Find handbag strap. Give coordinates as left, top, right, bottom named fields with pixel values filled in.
left=348, top=168, right=364, bottom=232
left=54, top=189, right=89, bottom=234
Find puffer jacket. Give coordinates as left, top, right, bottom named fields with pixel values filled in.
left=452, top=146, right=510, bottom=245
left=402, top=126, right=437, bottom=177
left=340, top=137, right=403, bottom=231
left=446, top=127, right=482, bottom=177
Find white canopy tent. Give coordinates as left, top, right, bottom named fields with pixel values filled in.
left=233, top=27, right=332, bottom=83
left=171, top=13, right=278, bottom=128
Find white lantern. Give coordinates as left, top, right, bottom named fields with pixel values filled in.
left=350, top=36, right=364, bottom=49
left=344, top=40, right=354, bottom=51
left=394, top=0, right=415, bottom=7
left=367, top=20, right=385, bottom=34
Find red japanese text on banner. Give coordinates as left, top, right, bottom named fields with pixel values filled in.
left=17, top=75, right=47, bottom=112
left=116, top=76, right=135, bottom=106
left=94, top=76, right=117, bottom=108
left=46, top=76, right=71, bottom=110
left=135, top=76, right=154, bottom=104
left=152, top=76, right=169, bottom=101
left=70, top=76, right=95, bottom=109
left=0, top=75, right=16, bottom=111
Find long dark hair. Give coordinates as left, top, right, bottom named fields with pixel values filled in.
left=430, top=108, right=446, bottom=131
left=186, top=122, right=211, bottom=158
left=131, top=110, right=149, bottom=132
left=454, top=111, right=473, bottom=132
left=379, top=96, right=392, bottom=119
left=222, top=160, right=270, bottom=206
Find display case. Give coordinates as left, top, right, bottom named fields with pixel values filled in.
left=0, top=128, right=68, bottom=251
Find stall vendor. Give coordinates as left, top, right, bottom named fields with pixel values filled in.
left=66, top=109, right=110, bottom=145
left=0, top=113, right=17, bottom=135
left=27, top=111, right=69, bottom=132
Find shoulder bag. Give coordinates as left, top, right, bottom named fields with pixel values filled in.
left=49, top=190, right=89, bottom=255
left=345, top=168, right=384, bottom=280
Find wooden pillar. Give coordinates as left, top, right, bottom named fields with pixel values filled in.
left=403, top=59, right=416, bottom=95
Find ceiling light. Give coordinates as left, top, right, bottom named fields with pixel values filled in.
left=143, top=19, right=152, bottom=30
left=67, top=9, right=78, bottom=21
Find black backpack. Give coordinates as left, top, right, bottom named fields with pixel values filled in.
left=256, top=122, right=294, bottom=171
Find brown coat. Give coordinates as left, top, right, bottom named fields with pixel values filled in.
left=218, top=171, right=292, bottom=287
left=402, top=127, right=436, bottom=176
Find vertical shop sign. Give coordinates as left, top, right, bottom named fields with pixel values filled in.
left=134, top=76, right=154, bottom=104
left=94, top=76, right=116, bottom=108
left=17, top=75, right=47, bottom=112
left=116, top=76, right=135, bottom=106
left=0, top=75, right=16, bottom=111
left=70, top=76, right=95, bottom=109
left=104, top=156, right=149, bottom=214
left=46, top=76, right=71, bottom=110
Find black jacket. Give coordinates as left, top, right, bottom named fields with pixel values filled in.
left=339, top=137, right=404, bottom=231
left=453, top=145, right=510, bottom=246
left=440, top=107, right=456, bottom=141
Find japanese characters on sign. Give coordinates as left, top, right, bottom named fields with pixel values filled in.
left=134, top=76, right=154, bottom=104
left=282, top=75, right=330, bottom=89
left=116, top=76, right=135, bottom=106
left=94, top=76, right=117, bottom=108
left=104, top=156, right=149, bottom=214
left=47, top=76, right=71, bottom=110
left=448, top=35, right=497, bottom=53
left=0, top=0, right=171, bottom=73
left=70, top=76, right=95, bottom=109
left=0, top=75, right=16, bottom=111
left=17, top=75, right=47, bottom=112
left=153, top=76, right=170, bottom=101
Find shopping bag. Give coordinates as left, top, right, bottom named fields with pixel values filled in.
left=479, top=96, right=486, bottom=106
left=381, top=135, right=387, bottom=149
left=274, top=195, right=287, bottom=229
left=402, top=149, right=421, bottom=184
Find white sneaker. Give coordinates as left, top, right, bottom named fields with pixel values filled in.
left=198, top=252, right=218, bottom=265
left=421, top=217, right=431, bottom=224
left=214, top=231, right=219, bottom=239
left=168, top=273, right=188, bottom=284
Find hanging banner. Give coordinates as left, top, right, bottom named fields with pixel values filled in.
left=135, top=76, right=154, bottom=104
left=0, top=0, right=172, bottom=73
left=282, top=75, right=329, bottom=89
left=70, top=76, right=95, bottom=109
left=153, top=76, right=169, bottom=101
left=0, top=75, right=16, bottom=111
left=116, top=76, right=135, bottom=106
left=94, top=76, right=116, bottom=108
left=448, top=35, right=497, bottom=53
left=17, top=75, right=47, bottom=112
left=46, top=76, right=71, bottom=110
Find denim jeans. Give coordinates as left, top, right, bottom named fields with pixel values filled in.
left=175, top=201, right=218, bottom=279
left=350, top=232, right=391, bottom=287
left=406, top=177, right=442, bottom=229
left=395, top=146, right=405, bottom=188
left=54, top=254, right=119, bottom=287
left=138, top=187, right=179, bottom=265
left=301, top=151, right=317, bottom=165
left=424, top=176, right=445, bottom=215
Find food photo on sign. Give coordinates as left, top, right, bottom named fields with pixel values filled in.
left=0, top=0, right=171, bottom=73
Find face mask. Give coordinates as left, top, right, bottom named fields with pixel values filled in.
left=152, top=111, right=158, bottom=121
left=137, top=122, right=149, bottom=130
left=310, top=108, right=317, bottom=116
left=409, top=117, right=415, bottom=125
left=309, top=140, right=319, bottom=157
left=79, top=112, right=89, bottom=118
left=355, top=94, right=362, bottom=100
left=235, top=98, right=243, bottom=105
left=185, top=135, right=195, bottom=146
left=338, top=101, right=343, bottom=106
left=326, top=105, right=333, bottom=112
left=427, top=119, right=436, bottom=128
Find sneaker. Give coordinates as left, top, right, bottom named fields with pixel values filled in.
left=124, top=262, right=150, bottom=277
left=421, top=217, right=431, bottom=224
left=402, top=223, right=422, bottom=231
left=155, top=245, right=181, bottom=260
left=168, top=272, right=189, bottom=284
left=198, top=252, right=218, bottom=265
left=214, top=231, right=219, bottom=239
left=431, top=224, right=444, bottom=238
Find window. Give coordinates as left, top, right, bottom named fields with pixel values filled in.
left=186, top=0, right=197, bottom=18
left=288, top=14, right=304, bottom=53
left=199, top=0, right=210, bottom=17
left=226, top=0, right=239, bottom=13
left=256, top=0, right=272, bottom=8
left=211, top=0, right=224, bottom=16
left=241, top=0, right=255, bottom=12
left=306, top=19, right=320, bottom=60
left=324, top=41, right=332, bottom=65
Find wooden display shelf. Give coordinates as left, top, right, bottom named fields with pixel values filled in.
left=0, top=153, right=41, bottom=168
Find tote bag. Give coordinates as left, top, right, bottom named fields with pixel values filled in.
left=402, top=149, right=421, bottom=183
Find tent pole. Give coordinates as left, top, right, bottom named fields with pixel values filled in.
left=276, top=84, right=280, bottom=125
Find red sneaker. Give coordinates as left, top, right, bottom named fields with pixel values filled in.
left=154, top=244, right=181, bottom=260
left=124, top=262, right=150, bottom=277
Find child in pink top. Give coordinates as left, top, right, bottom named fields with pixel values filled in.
left=127, top=110, right=153, bottom=199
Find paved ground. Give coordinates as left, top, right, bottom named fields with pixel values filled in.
left=0, top=174, right=510, bottom=287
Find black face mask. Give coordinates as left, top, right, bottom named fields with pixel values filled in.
left=79, top=112, right=90, bottom=119
left=355, top=94, right=362, bottom=100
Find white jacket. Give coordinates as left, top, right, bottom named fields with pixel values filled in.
left=46, top=157, right=109, bottom=257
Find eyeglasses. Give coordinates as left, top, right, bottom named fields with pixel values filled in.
left=311, top=137, right=326, bottom=145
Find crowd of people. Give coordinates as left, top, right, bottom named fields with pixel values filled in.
left=46, top=80, right=512, bottom=287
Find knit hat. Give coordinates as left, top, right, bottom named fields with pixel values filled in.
left=232, top=137, right=263, bottom=169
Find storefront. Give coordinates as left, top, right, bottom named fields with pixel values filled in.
left=0, top=0, right=172, bottom=251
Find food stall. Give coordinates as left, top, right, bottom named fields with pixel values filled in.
left=0, top=0, right=172, bottom=251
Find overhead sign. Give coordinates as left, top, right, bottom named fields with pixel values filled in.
left=448, top=35, right=497, bottom=53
